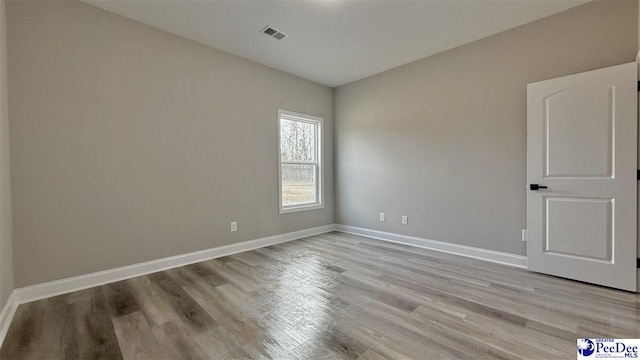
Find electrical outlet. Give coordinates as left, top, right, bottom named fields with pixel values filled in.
left=401, top=215, right=408, bottom=225
left=231, top=221, right=237, bottom=232
left=379, top=212, right=386, bottom=222
left=521, top=229, right=527, bottom=242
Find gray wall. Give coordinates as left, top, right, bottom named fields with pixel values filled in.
left=0, top=0, right=13, bottom=307
left=7, top=1, right=334, bottom=287
left=334, top=0, right=638, bottom=256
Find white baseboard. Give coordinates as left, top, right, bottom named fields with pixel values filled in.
left=0, top=291, right=18, bottom=347
left=0, top=222, right=530, bottom=347
left=335, top=224, right=527, bottom=269
left=14, top=224, right=336, bottom=305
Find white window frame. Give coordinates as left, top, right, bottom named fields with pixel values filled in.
left=278, top=109, right=323, bottom=214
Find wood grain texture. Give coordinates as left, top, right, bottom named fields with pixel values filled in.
left=1, top=232, right=639, bottom=359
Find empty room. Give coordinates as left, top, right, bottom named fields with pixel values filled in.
left=0, top=0, right=638, bottom=358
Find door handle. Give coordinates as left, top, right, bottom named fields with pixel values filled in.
left=529, top=184, right=548, bottom=191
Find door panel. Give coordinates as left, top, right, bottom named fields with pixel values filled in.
left=545, top=87, right=613, bottom=178
left=544, top=197, right=612, bottom=261
left=527, top=62, right=637, bottom=291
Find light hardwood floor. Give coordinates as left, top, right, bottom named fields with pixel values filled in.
left=1, top=232, right=639, bottom=359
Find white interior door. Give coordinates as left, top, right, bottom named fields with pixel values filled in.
left=527, top=62, right=637, bottom=292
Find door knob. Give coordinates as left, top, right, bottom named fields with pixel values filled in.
left=529, top=184, right=548, bottom=191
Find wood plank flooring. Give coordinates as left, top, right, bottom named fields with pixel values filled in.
left=1, top=232, right=639, bottom=359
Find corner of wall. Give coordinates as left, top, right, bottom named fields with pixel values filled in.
left=331, top=86, right=338, bottom=225
left=0, top=0, right=14, bottom=310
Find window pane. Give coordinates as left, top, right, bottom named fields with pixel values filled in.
left=282, top=164, right=316, bottom=206
left=280, top=119, right=315, bottom=162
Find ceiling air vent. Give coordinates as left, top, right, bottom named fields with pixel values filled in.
left=260, top=26, right=288, bottom=40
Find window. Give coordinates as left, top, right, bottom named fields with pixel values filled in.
left=278, top=109, right=323, bottom=214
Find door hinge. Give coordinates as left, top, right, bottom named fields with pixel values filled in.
left=637, top=81, right=640, bottom=91
left=637, top=170, right=640, bottom=180
left=637, top=258, right=640, bottom=269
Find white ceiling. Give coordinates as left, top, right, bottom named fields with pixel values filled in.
left=84, top=0, right=590, bottom=87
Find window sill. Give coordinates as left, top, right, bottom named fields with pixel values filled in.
left=279, top=203, right=324, bottom=214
